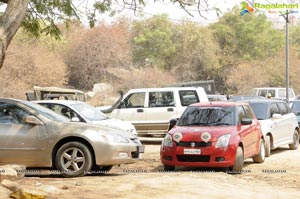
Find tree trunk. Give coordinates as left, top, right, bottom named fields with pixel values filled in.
left=0, top=0, right=29, bottom=69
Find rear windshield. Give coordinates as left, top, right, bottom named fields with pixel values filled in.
left=249, top=103, right=268, bottom=120
left=177, top=106, right=236, bottom=126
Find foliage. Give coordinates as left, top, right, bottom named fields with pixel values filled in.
left=131, top=14, right=176, bottom=69
left=171, top=21, right=220, bottom=83
left=64, top=21, right=131, bottom=90
left=211, top=8, right=284, bottom=60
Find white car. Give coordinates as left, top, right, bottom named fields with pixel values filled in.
left=247, top=99, right=299, bottom=157
left=35, top=100, right=138, bottom=137
left=249, top=87, right=296, bottom=101
left=98, top=87, right=209, bottom=138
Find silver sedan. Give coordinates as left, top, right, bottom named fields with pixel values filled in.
left=0, top=98, right=144, bottom=177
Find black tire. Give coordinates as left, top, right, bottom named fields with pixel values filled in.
left=230, top=146, right=244, bottom=173
left=55, top=141, right=93, bottom=177
left=163, top=165, right=175, bottom=171
left=253, top=139, right=265, bottom=163
left=265, top=135, right=271, bottom=157
left=289, top=130, right=299, bottom=150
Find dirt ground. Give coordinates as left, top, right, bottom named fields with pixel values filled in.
left=15, top=143, right=300, bottom=199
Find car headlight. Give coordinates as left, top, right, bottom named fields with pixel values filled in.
left=163, top=134, right=173, bottom=147
left=215, top=134, right=231, bottom=148
left=102, top=134, right=130, bottom=143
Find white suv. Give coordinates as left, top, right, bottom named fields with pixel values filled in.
left=249, top=87, right=296, bottom=101
left=247, top=99, right=299, bottom=157
left=99, top=87, right=208, bottom=138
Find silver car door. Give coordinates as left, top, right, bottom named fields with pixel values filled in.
left=0, top=102, right=49, bottom=166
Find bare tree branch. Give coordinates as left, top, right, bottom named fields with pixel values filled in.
left=0, top=0, right=29, bottom=69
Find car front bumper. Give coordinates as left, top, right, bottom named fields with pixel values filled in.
left=93, top=141, right=144, bottom=166
left=160, top=144, right=236, bottom=168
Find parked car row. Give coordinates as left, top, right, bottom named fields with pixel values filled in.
left=1, top=86, right=299, bottom=176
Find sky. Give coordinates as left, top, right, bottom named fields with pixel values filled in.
left=84, top=0, right=300, bottom=26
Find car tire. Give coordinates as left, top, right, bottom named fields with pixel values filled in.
left=289, top=130, right=299, bottom=150
left=93, top=165, right=113, bottom=174
left=265, top=135, right=271, bottom=157
left=253, top=139, right=265, bottom=163
left=55, top=141, right=93, bottom=177
left=163, top=165, right=175, bottom=171
left=230, top=146, right=244, bottom=173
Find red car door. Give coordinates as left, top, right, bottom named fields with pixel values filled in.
left=236, top=105, right=260, bottom=158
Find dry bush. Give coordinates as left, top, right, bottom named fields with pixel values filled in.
left=64, top=21, right=131, bottom=90
left=0, top=40, right=67, bottom=99
left=226, top=47, right=300, bottom=95
left=87, top=66, right=176, bottom=106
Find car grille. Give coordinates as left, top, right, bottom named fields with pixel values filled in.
left=177, top=155, right=210, bottom=162
left=176, top=142, right=212, bottom=147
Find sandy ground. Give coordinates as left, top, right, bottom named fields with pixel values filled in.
left=14, top=143, right=300, bottom=199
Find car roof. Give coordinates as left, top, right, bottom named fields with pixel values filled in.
left=241, top=99, right=286, bottom=104
left=190, top=101, right=248, bottom=107
left=128, top=87, right=205, bottom=92
left=34, top=100, right=84, bottom=106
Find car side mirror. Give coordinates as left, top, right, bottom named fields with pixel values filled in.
left=168, top=119, right=178, bottom=131
left=272, top=114, right=282, bottom=119
left=24, top=115, right=43, bottom=125
left=71, top=117, right=80, bottom=122
left=241, top=118, right=252, bottom=125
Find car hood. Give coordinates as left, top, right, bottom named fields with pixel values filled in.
left=88, top=118, right=136, bottom=136
left=169, top=126, right=238, bottom=142
left=47, top=121, right=136, bottom=139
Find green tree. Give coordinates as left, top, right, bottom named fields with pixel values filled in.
left=171, top=21, right=220, bottom=84
left=131, top=15, right=176, bottom=69
left=211, top=8, right=284, bottom=60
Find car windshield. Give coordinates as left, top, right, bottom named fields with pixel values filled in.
left=23, top=101, right=69, bottom=122
left=290, top=101, right=300, bottom=114
left=177, top=106, right=235, bottom=126
left=70, top=103, right=108, bottom=122
left=249, top=103, right=268, bottom=120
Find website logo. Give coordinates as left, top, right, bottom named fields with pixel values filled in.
left=240, top=1, right=254, bottom=16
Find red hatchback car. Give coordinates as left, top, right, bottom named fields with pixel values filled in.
left=160, top=102, right=265, bottom=172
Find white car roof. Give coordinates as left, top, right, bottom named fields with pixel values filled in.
left=127, top=87, right=205, bottom=92
left=34, top=100, right=85, bottom=106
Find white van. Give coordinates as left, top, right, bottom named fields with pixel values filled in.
left=249, top=87, right=296, bottom=101
left=99, top=87, right=208, bottom=137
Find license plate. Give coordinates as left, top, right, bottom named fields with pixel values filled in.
left=184, top=149, right=201, bottom=155
left=138, top=146, right=145, bottom=153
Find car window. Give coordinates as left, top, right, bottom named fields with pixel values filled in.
left=249, top=103, right=269, bottom=120
left=148, top=91, right=174, bottom=107
left=237, top=106, right=247, bottom=124
left=120, top=92, right=145, bottom=108
left=258, top=89, right=268, bottom=97
left=270, top=103, right=280, bottom=117
left=277, top=102, right=289, bottom=115
left=0, top=102, right=30, bottom=124
left=179, top=90, right=199, bottom=106
left=290, top=101, right=300, bottom=114
left=243, top=105, right=254, bottom=118
left=177, top=106, right=235, bottom=126
left=41, top=103, right=82, bottom=120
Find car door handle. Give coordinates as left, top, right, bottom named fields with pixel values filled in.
left=137, top=109, right=144, bottom=113
left=167, top=108, right=174, bottom=112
